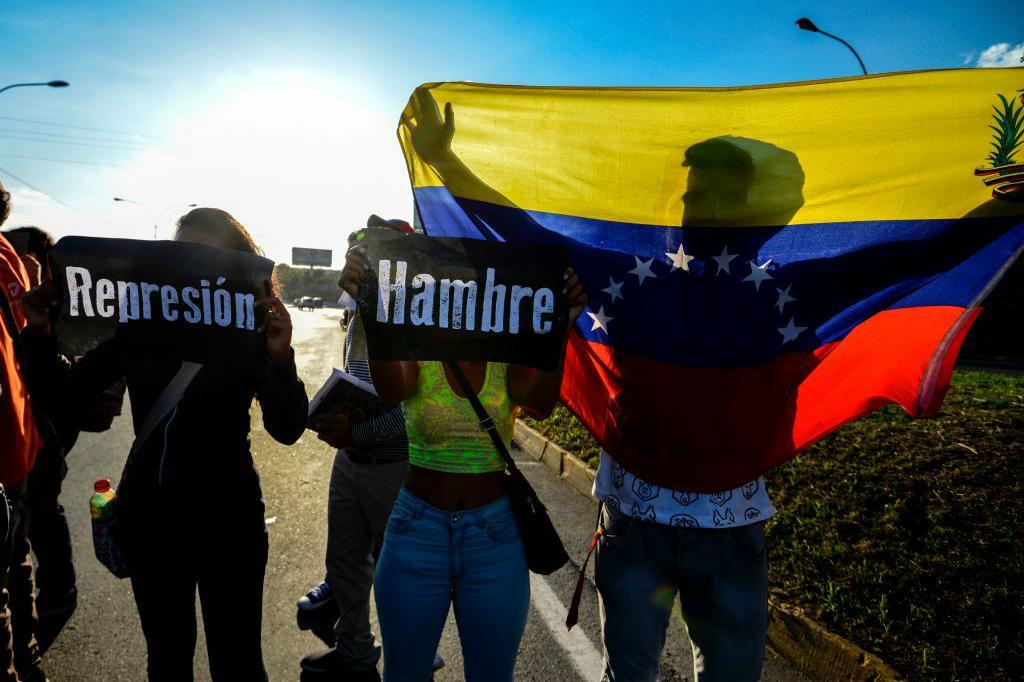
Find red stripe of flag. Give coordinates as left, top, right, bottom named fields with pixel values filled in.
left=560, top=305, right=980, bottom=492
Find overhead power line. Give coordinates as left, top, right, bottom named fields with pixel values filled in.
left=0, top=133, right=146, bottom=153
left=0, top=153, right=109, bottom=166
left=0, top=114, right=167, bottom=140
left=0, top=166, right=80, bottom=211
left=0, top=126, right=149, bottom=148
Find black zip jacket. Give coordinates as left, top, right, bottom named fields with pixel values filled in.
left=22, top=332, right=307, bottom=518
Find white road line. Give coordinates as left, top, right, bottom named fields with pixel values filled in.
left=529, top=573, right=604, bottom=681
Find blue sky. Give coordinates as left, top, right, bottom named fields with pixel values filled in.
left=1, top=0, right=1022, bottom=261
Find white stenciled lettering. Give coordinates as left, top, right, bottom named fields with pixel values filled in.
left=373, top=261, right=557, bottom=337
left=234, top=292, right=255, bottom=329
left=410, top=273, right=436, bottom=326
left=212, top=277, right=231, bottom=327
left=182, top=287, right=201, bottom=323
left=200, top=279, right=213, bottom=325
left=117, top=281, right=140, bottom=322
left=60, top=266, right=260, bottom=331
left=213, top=289, right=232, bottom=326
left=532, top=288, right=554, bottom=334
left=480, top=268, right=506, bottom=333
left=66, top=266, right=95, bottom=318
left=439, top=279, right=477, bottom=330
left=376, top=259, right=408, bottom=324
left=160, top=285, right=179, bottom=321
left=140, top=282, right=160, bottom=320
left=508, top=285, right=533, bottom=334
left=95, top=279, right=115, bottom=318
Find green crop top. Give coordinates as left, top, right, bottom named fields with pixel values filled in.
left=403, top=361, right=514, bottom=474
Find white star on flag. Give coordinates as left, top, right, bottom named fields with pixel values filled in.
left=587, top=306, right=613, bottom=333
left=742, top=259, right=773, bottom=291
left=775, top=284, right=796, bottom=313
left=665, top=243, right=695, bottom=272
left=712, top=245, right=737, bottom=276
left=602, top=277, right=624, bottom=303
left=628, top=256, right=657, bottom=286
left=777, top=318, right=807, bottom=344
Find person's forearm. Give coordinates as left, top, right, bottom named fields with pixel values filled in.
left=259, top=350, right=309, bottom=445
left=429, top=152, right=513, bottom=209
left=525, top=368, right=563, bottom=418
left=351, top=403, right=405, bottom=445
left=510, top=353, right=566, bottom=419
left=368, top=360, right=414, bottom=407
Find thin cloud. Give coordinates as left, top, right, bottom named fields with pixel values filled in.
left=975, top=41, right=1024, bottom=67
left=8, top=187, right=52, bottom=209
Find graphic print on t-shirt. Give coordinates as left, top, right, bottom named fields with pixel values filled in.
left=594, top=451, right=775, bottom=528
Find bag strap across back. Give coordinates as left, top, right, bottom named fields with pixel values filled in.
left=120, top=361, right=202, bottom=486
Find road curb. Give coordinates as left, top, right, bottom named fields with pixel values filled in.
left=513, top=420, right=903, bottom=682
left=767, top=602, right=901, bottom=681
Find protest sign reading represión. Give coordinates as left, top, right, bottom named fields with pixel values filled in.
left=357, top=230, right=569, bottom=371
left=51, top=236, right=274, bottom=368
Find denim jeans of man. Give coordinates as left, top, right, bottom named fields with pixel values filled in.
left=374, top=488, right=529, bottom=682
left=595, top=506, right=768, bottom=682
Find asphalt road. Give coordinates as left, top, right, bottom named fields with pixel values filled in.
left=43, top=306, right=808, bottom=681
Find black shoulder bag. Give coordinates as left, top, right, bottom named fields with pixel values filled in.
left=445, top=361, right=569, bottom=575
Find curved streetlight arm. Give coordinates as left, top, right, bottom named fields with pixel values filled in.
left=155, top=203, right=197, bottom=239
left=796, top=18, right=868, bottom=76
left=0, top=81, right=70, bottom=95
left=114, top=198, right=196, bottom=239
left=816, top=29, right=868, bottom=75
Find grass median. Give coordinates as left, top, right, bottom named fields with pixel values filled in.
left=525, top=369, right=1024, bottom=681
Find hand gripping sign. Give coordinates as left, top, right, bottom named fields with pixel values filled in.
left=51, top=237, right=275, bottom=368
left=356, top=230, right=570, bottom=371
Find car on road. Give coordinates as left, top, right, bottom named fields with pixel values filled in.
left=297, top=296, right=316, bottom=311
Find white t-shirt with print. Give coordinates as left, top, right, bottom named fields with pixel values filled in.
left=592, top=451, right=775, bottom=529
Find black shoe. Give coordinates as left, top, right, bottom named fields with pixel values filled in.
left=300, top=648, right=380, bottom=681
left=297, top=579, right=334, bottom=612
left=295, top=606, right=338, bottom=648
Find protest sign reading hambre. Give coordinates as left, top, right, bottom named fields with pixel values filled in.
left=358, top=230, right=569, bottom=370
left=51, top=236, right=274, bottom=368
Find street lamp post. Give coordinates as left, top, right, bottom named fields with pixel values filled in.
left=796, top=18, right=868, bottom=76
left=0, top=80, right=70, bottom=95
left=113, top=197, right=197, bottom=240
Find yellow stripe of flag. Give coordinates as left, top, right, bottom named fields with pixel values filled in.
left=399, top=68, right=1024, bottom=227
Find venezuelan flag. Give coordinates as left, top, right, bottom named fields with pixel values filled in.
left=398, top=68, right=1024, bottom=492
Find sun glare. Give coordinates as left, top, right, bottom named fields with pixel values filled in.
left=107, top=72, right=412, bottom=262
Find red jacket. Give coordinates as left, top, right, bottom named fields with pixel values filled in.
left=0, top=234, right=40, bottom=486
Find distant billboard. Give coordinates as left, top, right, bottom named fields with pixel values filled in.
left=292, top=247, right=333, bottom=267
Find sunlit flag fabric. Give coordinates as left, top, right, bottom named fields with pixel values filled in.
left=397, top=68, right=1024, bottom=492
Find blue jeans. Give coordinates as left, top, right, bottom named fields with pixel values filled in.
left=595, top=506, right=768, bottom=682
left=374, top=488, right=529, bottom=682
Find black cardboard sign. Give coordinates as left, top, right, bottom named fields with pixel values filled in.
left=51, top=236, right=274, bottom=368
left=357, top=231, right=569, bottom=371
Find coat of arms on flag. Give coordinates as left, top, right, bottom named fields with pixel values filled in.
left=974, top=88, right=1024, bottom=202
left=397, top=67, right=1024, bottom=491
